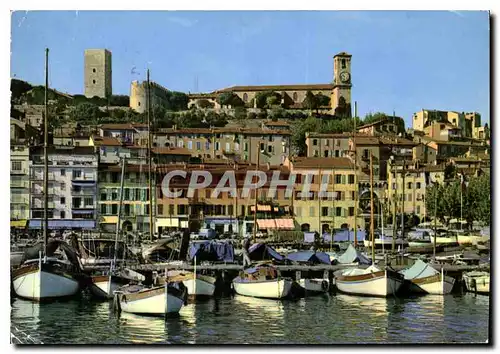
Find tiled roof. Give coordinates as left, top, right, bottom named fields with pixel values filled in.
left=264, top=120, right=291, bottom=127
left=156, top=127, right=292, bottom=136
left=215, top=83, right=334, bottom=93
left=291, top=157, right=354, bottom=169
left=91, top=136, right=122, bottom=146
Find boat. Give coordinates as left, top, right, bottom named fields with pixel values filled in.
left=463, top=271, right=490, bottom=294
left=400, top=260, right=455, bottom=295
left=115, top=281, right=187, bottom=316
left=335, top=265, right=404, bottom=297
left=297, top=278, right=329, bottom=294
left=363, top=236, right=408, bottom=249
left=166, top=270, right=216, bottom=298
left=232, top=264, right=293, bottom=299
left=89, top=268, right=145, bottom=299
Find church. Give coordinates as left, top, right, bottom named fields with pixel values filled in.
left=186, top=52, right=353, bottom=117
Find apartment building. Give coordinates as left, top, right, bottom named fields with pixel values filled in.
left=29, top=146, right=98, bottom=230
left=154, top=127, right=291, bottom=165
left=10, top=144, right=30, bottom=228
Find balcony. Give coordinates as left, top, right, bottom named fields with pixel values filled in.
left=10, top=196, right=29, bottom=204
left=31, top=201, right=56, bottom=209
left=10, top=169, right=28, bottom=176
left=11, top=180, right=29, bottom=188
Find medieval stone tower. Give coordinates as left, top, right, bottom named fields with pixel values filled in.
left=331, top=52, right=352, bottom=118
left=84, top=49, right=112, bottom=98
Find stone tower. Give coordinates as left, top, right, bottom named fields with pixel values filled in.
left=84, top=49, right=112, bottom=99
left=331, top=52, right=352, bottom=118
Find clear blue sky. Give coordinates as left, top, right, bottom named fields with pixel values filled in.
left=10, top=10, right=490, bottom=126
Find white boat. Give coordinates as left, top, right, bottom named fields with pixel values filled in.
left=232, top=264, right=293, bottom=299
left=166, top=271, right=216, bottom=298
left=298, top=278, right=329, bottom=294
left=90, top=269, right=145, bottom=299
left=363, top=237, right=408, bottom=249
left=335, top=265, right=404, bottom=297
left=12, top=257, right=80, bottom=301
left=400, top=260, right=455, bottom=295
left=115, top=282, right=187, bottom=316
left=463, top=271, right=490, bottom=294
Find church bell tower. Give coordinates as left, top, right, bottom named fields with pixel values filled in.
left=331, top=52, right=352, bottom=118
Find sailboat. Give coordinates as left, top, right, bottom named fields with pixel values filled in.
left=400, top=260, right=455, bottom=295
left=166, top=270, right=217, bottom=299
left=232, top=263, right=293, bottom=299
left=12, top=49, right=81, bottom=301
left=334, top=153, right=404, bottom=297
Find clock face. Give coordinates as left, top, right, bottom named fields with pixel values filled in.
left=340, top=72, right=350, bottom=83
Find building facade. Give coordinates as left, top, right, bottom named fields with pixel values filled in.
left=29, top=146, right=98, bottom=230
left=84, top=49, right=112, bottom=99
left=130, top=80, right=170, bottom=113
left=11, top=144, right=30, bottom=228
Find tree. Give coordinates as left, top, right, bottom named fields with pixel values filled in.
left=109, top=95, right=130, bottom=107
left=316, top=94, right=330, bottom=108
left=68, top=102, right=102, bottom=125
left=233, top=107, right=247, bottom=120
left=266, top=94, right=280, bottom=108
left=303, top=91, right=319, bottom=112
left=247, top=111, right=257, bottom=120
left=255, top=91, right=281, bottom=109
left=10, top=79, right=33, bottom=102
left=197, top=99, right=215, bottom=109
left=291, top=116, right=321, bottom=156
left=363, top=112, right=387, bottom=125
left=217, top=92, right=236, bottom=107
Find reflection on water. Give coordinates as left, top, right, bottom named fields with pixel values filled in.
left=11, top=292, right=490, bottom=344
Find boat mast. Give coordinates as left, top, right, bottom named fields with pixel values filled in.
left=433, top=181, right=438, bottom=259
left=331, top=167, right=335, bottom=252
left=43, top=48, right=49, bottom=258
left=353, top=101, right=358, bottom=247
left=318, top=167, right=322, bottom=237
left=113, top=156, right=126, bottom=268
left=252, top=144, right=260, bottom=243
left=370, top=153, right=375, bottom=263
left=147, top=69, right=154, bottom=241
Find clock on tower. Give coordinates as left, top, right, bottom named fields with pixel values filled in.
left=331, top=52, right=352, bottom=118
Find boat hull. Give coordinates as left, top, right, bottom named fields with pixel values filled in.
left=12, top=263, right=80, bottom=301
left=90, top=275, right=129, bottom=299
left=182, top=277, right=216, bottom=298
left=298, top=279, right=329, bottom=293
left=409, top=274, right=455, bottom=295
left=232, top=278, right=293, bottom=299
left=118, top=286, right=185, bottom=316
left=336, top=270, right=403, bottom=297
left=463, top=273, right=490, bottom=294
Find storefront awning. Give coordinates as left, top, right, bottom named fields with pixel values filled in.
left=256, top=219, right=294, bottom=230
left=29, top=219, right=96, bottom=229
left=250, top=205, right=273, bottom=212
left=72, top=210, right=94, bottom=215
left=204, top=218, right=235, bottom=225
left=11, top=220, right=27, bottom=228
left=101, top=216, right=118, bottom=224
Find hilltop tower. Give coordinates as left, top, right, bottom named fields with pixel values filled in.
left=84, top=49, right=112, bottom=98
left=331, top=52, right=352, bottom=118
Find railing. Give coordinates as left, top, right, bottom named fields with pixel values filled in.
left=11, top=180, right=29, bottom=188
left=10, top=196, right=28, bottom=204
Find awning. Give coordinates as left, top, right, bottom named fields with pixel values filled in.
left=101, top=216, right=118, bottom=224
left=204, top=218, right=235, bottom=225
left=10, top=220, right=27, bottom=228
left=156, top=218, right=179, bottom=227
left=29, top=219, right=96, bottom=229
left=72, top=210, right=94, bottom=215
left=256, top=219, right=294, bottom=230
left=71, top=181, right=96, bottom=186
left=250, top=205, right=272, bottom=212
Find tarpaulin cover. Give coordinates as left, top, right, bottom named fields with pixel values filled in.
left=29, top=219, right=95, bottom=229
left=304, top=232, right=316, bottom=243
left=187, top=240, right=234, bottom=262
left=400, top=260, right=438, bottom=280
left=323, top=230, right=366, bottom=242
left=337, top=244, right=372, bottom=265
left=286, top=251, right=331, bottom=264
left=248, top=243, right=284, bottom=261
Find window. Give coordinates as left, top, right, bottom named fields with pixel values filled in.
left=313, top=139, right=318, bottom=146
left=243, top=93, right=248, bottom=102
left=336, top=207, right=342, bottom=217
left=93, top=80, right=96, bottom=84
left=11, top=161, right=22, bottom=171
left=351, top=191, right=355, bottom=200
left=60, top=169, right=66, bottom=176
left=196, top=142, right=201, bottom=150
left=324, top=150, right=328, bottom=157
left=325, top=139, right=329, bottom=147
left=322, top=207, right=329, bottom=217
left=416, top=182, right=421, bottom=189
left=226, top=143, right=231, bottom=152
left=72, top=170, right=82, bottom=179
left=60, top=197, right=65, bottom=204
left=111, top=204, right=118, bottom=215
left=363, top=149, right=369, bottom=159
left=243, top=142, right=248, bottom=152
left=268, top=145, right=273, bottom=153
left=335, top=150, right=340, bottom=157
left=260, top=143, right=265, bottom=151
left=215, top=142, right=220, bottom=151
left=93, top=68, right=96, bottom=73
left=407, top=182, right=412, bottom=189
left=60, top=211, right=65, bottom=219
left=228, top=205, right=234, bottom=215
left=335, top=174, right=342, bottom=184
left=101, top=204, right=107, bottom=215
left=348, top=207, right=354, bottom=217
left=169, top=205, right=175, bottom=215
left=157, top=204, right=163, bottom=215
left=295, top=206, right=302, bottom=217
left=348, top=174, right=355, bottom=184
left=341, top=59, right=346, bottom=69
left=84, top=197, right=93, bottom=206
left=313, top=150, right=319, bottom=157
left=392, top=183, right=397, bottom=190
left=73, top=197, right=82, bottom=208
left=293, top=92, right=298, bottom=101
left=178, top=140, right=184, bottom=148
left=309, top=207, right=315, bottom=217
left=124, top=189, right=130, bottom=200
left=417, top=206, right=421, bottom=214
left=187, top=141, right=193, bottom=149
left=408, top=193, right=412, bottom=202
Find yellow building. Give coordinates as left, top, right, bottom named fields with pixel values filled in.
left=412, top=109, right=465, bottom=133
left=284, top=157, right=363, bottom=234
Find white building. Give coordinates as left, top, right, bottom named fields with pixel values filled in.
left=29, top=146, right=98, bottom=230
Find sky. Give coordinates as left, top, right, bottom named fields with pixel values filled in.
left=10, top=10, right=490, bottom=127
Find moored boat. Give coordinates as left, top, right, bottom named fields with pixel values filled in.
left=90, top=268, right=145, bottom=299
left=335, top=265, right=404, bottom=297
left=166, top=270, right=216, bottom=298
left=232, top=264, right=293, bottom=299
left=463, top=271, right=490, bottom=294
left=297, top=278, right=329, bottom=294
left=400, top=260, right=455, bottom=295
left=115, top=282, right=187, bottom=316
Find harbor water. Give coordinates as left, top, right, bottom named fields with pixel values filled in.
left=11, top=292, right=490, bottom=344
